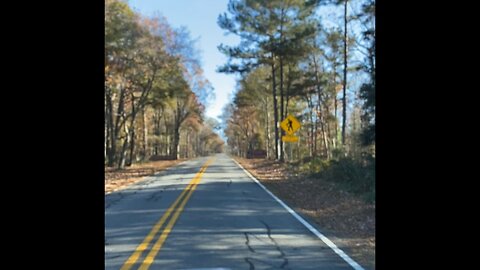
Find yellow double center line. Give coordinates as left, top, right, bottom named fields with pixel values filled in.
left=120, top=158, right=215, bottom=270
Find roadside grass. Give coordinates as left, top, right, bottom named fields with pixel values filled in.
left=294, top=155, right=375, bottom=203
left=105, top=159, right=186, bottom=193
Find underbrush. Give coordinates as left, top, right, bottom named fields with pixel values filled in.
left=296, top=155, right=375, bottom=203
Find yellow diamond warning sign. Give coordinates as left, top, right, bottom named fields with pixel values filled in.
left=280, top=115, right=301, bottom=135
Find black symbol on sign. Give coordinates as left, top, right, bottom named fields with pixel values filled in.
left=287, top=119, right=293, bottom=132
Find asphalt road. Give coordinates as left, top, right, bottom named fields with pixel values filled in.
left=105, top=153, right=365, bottom=270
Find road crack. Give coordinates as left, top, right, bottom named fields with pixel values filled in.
left=245, top=257, right=255, bottom=270
left=261, top=220, right=289, bottom=269
left=105, top=192, right=125, bottom=209
left=146, top=191, right=162, bottom=202
left=244, top=232, right=256, bottom=253
left=243, top=220, right=290, bottom=269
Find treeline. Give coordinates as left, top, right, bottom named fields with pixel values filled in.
left=219, top=0, right=375, bottom=199
left=219, top=0, right=375, bottom=162
left=105, top=0, right=223, bottom=169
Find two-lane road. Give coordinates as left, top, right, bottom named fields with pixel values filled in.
left=105, top=154, right=365, bottom=270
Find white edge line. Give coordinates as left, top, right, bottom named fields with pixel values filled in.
left=232, top=158, right=366, bottom=270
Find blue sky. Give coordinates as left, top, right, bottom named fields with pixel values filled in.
left=128, top=0, right=240, bottom=122
left=126, top=0, right=367, bottom=126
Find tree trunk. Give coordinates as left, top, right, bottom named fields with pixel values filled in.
left=333, top=64, right=338, bottom=149
left=166, top=134, right=170, bottom=156
left=142, top=107, right=148, bottom=160
left=110, top=88, right=127, bottom=167
left=118, top=122, right=129, bottom=169
left=118, top=139, right=128, bottom=169
left=311, top=54, right=324, bottom=158
left=185, top=131, right=189, bottom=158
left=173, top=128, right=180, bottom=159
left=164, top=114, right=169, bottom=156
left=265, top=96, right=271, bottom=159
left=105, top=90, right=113, bottom=166
left=279, top=56, right=285, bottom=162
left=105, top=122, right=109, bottom=165
left=342, top=0, right=348, bottom=146
left=325, top=115, right=333, bottom=159
left=127, top=127, right=135, bottom=166
left=319, top=113, right=329, bottom=159
left=313, top=103, right=319, bottom=156
left=127, top=93, right=136, bottom=166
left=105, top=90, right=108, bottom=164
left=153, top=110, right=160, bottom=156
left=172, top=103, right=181, bottom=160
left=196, top=135, right=200, bottom=157
left=271, top=55, right=279, bottom=160
left=306, top=95, right=314, bottom=158
left=310, top=108, right=314, bottom=158
left=285, top=65, right=291, bottom=118
left=106, top=92, right=117, bottom=167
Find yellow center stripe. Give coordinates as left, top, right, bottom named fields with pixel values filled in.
left=138, top=162, right=208, bottom=269
left=119, top=158, right=214, bottom=270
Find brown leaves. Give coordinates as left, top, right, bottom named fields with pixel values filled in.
left=105, top=159, right=185, bottom=193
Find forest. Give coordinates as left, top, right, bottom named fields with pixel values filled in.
left=218, top=0, right=375, bottom=199
left=105, top=0, right=224, bottom=169
left=105, top=0, right=375, bottom=200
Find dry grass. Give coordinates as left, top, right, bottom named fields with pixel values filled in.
left=105, top=159, right=186, bottom=193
